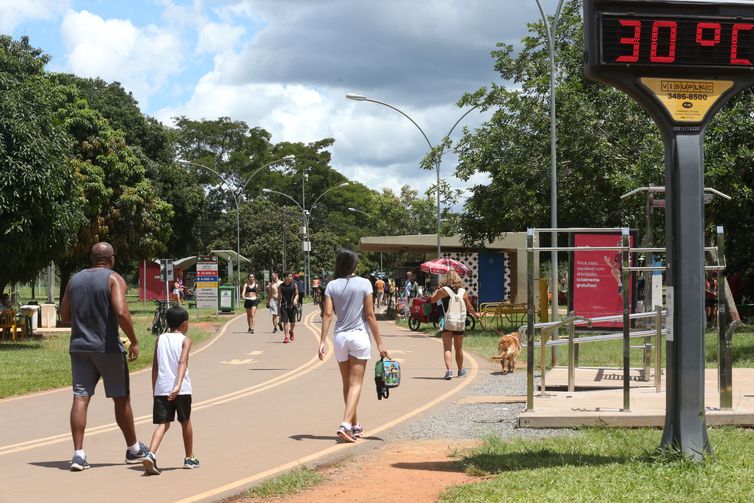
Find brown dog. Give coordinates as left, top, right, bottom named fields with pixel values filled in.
left=491, top=330, right=522, bottom=374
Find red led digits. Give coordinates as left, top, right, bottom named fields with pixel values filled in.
left=650, top=20, right=677, bottom=62
left=731, top=23, right=754, bottom=65
left=696, top=22, right=721, bottom=46
left=616, top=19, right=641, bottom=62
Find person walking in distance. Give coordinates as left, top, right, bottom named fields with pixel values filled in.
left=241, top=273, right=260, bottom=333
left=374, top=276, right=385, bottom=308
left=430, top=270, right=479, bottom=380
left=278, top=272, right=299, bottom=343
left=142, top=305, right=199, bottom=475
left=266, top=273, right=283, bottom=333
left=318, top=249, right=388, bottom=443
left=60, top=242, right=149, bottom=471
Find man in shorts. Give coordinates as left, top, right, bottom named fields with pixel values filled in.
left=266, top=272, right=283, bottom=333
left=278, top=272, right=299, bottom=343
left=60, top=242, right=149, bottom=471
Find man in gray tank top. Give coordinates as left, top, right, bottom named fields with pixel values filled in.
left=60, top=242, right=149, bottom=471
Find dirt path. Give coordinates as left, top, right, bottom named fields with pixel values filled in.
left=237, top=440, right=481, bottom=503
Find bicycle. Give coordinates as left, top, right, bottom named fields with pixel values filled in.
left=150, top=300, right=172, bottom=335
left=296, top=301, right=303, bottom=322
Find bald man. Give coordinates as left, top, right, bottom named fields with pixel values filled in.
left=61, top=242, right=149, bottom=471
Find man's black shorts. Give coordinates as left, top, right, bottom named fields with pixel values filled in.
left=153, top=394, right=192, bottom=424
left=280, top=306, right=297, bottom=323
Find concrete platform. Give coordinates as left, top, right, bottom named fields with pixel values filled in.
left=518, top=367, right=754, bottom=428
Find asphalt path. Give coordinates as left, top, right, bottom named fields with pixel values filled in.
left=0, top=304, right=478, bottom=502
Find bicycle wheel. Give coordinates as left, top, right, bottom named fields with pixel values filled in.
left=296, top=304, right=302, bottom=322
left=150, top=312, right=161, bottom=335
left=408, top=316, right=421, bottom=331
left=465, top=314, right=476, bottom=331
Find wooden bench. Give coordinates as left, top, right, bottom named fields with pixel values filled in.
left=478, top=302, right=528, bottom=330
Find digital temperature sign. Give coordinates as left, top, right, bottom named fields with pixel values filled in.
left=601, top=14, right=754, bottom=69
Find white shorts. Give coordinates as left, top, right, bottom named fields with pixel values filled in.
left=333, top=329, right=372, bottom=363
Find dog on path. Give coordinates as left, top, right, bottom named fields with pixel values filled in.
left=491, top=330, right=522, bottom=374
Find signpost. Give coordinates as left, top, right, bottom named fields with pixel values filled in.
left=584, top=0, right=754, bottom=459
left=195, top=255, right=219, bottom=309
left=159, top=259, right=174, bottom=303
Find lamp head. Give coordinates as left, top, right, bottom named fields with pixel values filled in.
left=346, top=93, right=367, bottom=101
left=262, top=188, right=271, bottom=193
left=177, top=159, right=189, bottom=165
left=282, top=154, right=295, bottom=162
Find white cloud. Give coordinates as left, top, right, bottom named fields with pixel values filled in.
left=197, top=22, right=246, bottom=54
left=60, top=9, right=184, bottom=109
left=0, top=0, right=69, bottom=33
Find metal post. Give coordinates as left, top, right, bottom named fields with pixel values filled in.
left=621, top=228, right=631, bottom=411
left=536, top=0, right=565, bottom=329
left=540, top=327, right=547, bottom=396
left=236, top=196, right=241, bottom=297
left=655, top=305, right=663, bottom=392
left=717, top=226, right=732, bottom=410
left=659, top=133, right=710, bottom=459
left=46, top=262, right=55, bottom=304
left=526, top=229, right=535, bottom=410
left=568, top=310, right=575, bottom=392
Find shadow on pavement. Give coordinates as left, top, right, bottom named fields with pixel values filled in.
left=30, top=460, right=122, bottom=470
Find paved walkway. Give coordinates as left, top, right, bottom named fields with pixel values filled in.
left=0, top=305, right=478, bottom=502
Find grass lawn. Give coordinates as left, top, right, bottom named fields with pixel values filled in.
left=243, top=467, right=326, bottom=499
left=396, top=320, right=754, bottom=371
left=442, top=427, right=754, bottom=502
left=0, top=295, right=234, bottom=398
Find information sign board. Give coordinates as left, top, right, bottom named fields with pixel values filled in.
left=195, top=255, right=219, bottom=309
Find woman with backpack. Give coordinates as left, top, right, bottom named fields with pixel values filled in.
left=430, top=270, right=479, bottom=380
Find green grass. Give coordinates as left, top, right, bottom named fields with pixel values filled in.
left=0, top=297, right=227, bottom=398
left=457, top=326, right=754, bottom=370
left=244, top=467, right=326, bottom=499
left=440, top=428, right=754, bottom=502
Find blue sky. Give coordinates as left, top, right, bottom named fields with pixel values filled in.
left=3, top=0, right=560, bottom=196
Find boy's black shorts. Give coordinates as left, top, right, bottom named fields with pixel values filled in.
left=153, top=395, right=192, bottom=424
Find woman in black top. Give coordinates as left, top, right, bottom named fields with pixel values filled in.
left=241, top=274, right=259, bottom=333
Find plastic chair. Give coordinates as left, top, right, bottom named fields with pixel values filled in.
left=0, top=309, right=18, bottom=341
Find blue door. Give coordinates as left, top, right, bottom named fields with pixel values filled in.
left=478, top=253, right=506, bottom=303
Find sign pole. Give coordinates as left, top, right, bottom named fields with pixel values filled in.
left=660, top=133, right=710, bottom=458
left=583, top=0, right=754, bottom=459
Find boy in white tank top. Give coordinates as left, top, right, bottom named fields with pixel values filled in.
left=142, top=305, right=199, bottom=475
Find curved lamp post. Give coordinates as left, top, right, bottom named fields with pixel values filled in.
left=263, top=182, right=349, bottom=295
left=536, top=0, right=565, bottom=324
left=346, top=93, right=479, bottom=259
left=178, top=154, right=296, bottom=291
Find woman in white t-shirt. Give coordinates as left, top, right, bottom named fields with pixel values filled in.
left=318, top=249, right=388, bottom=443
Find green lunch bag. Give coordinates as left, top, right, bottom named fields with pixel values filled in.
left=374, top=357, right=401, bottom=400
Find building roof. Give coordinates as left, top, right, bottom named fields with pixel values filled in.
left=358, top=233, right=527, bottom=253
left=173, top=250, right=251, bottom=269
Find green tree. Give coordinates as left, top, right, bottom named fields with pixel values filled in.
left=455, top=0, right=754, bottom=294
left=0, top=36, right=84, bottom=291
left=55, top=87, right=173, bottom=295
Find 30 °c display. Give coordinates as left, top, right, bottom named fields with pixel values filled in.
left=601, top=14, right=754, bottom=69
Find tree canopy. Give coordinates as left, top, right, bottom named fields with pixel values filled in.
left=453, top=0, right=753, bottom=289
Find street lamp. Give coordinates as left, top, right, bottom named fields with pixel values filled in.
left=178, top=154, right=295, bottom=291
left=263, top=182, right=349, bottom=296
left=536, top=0, right=566, bottom=324
left=346, top=92, right=479, bottom=259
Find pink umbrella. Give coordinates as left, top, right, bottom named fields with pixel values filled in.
left=420, top=258, right=473, bottom=277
